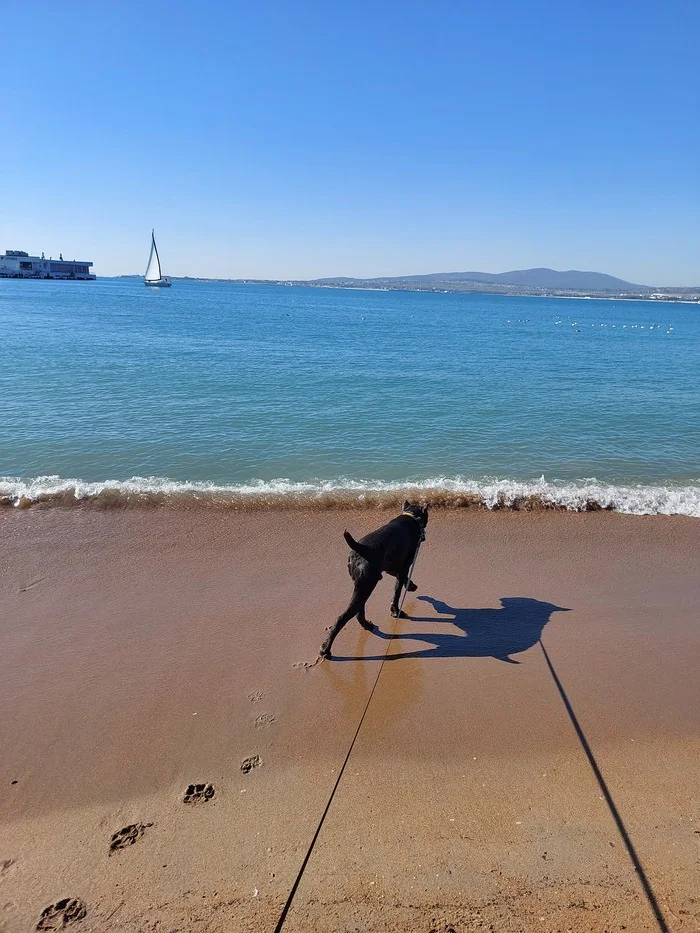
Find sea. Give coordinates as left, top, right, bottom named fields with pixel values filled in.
left=1, top=277, right=699, bottom=515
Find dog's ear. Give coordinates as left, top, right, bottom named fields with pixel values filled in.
left=403, top=499, right=410, bottom=511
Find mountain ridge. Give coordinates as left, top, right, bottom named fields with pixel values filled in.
left=312, top=267, right=648, bottom=291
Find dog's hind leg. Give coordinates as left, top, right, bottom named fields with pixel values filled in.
left=357, top=602, right=374, bottom=631
left=320, top=582, right=377, bottom=659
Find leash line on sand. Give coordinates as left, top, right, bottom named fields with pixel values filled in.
left=538, top=639, right=670, bottom=933
left=274, top=617, right=399, bottom=932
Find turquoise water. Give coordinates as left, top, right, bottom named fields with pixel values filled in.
left=1, top=277, right=699, bottom=513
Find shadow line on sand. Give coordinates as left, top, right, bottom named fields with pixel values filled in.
left=538, top=639, right=670, bottom=933
left=331, top=593, right=670, bottom=932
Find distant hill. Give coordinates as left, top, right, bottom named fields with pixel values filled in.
left=313, top=267, right=648, bottom=291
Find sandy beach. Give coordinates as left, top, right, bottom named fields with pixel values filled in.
left=1, top=507, right=698, bottom=932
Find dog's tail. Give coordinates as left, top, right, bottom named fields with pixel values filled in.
left=344, top=530, right=374, bottom=562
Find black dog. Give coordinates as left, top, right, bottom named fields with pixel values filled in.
left=320, top=501, right=428, bottom=659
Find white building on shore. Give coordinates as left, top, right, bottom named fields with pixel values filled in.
left=0, top=250, right=95, bottom=280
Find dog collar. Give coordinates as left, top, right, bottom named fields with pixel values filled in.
left=402, top=510, right=422, bottom=523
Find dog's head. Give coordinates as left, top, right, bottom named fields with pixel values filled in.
left=402, top=500, right=429, bottom=529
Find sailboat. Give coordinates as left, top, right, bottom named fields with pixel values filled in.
left=144, top=229, right=171, bottom=287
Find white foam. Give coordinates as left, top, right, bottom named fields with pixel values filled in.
left=1, top=474, right=699, bottom=516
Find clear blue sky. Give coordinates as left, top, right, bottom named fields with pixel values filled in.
left=2, top=0, right=698, bottom=284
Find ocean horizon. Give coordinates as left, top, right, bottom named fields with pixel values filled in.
left=2, top=277, right=698, bottom=515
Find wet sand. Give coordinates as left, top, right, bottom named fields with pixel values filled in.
left=0, top=508, right=698, bottom=932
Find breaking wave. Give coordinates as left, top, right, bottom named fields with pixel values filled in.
left=1, top=475, right=699, bottom=516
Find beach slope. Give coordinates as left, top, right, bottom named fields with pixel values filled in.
left=1, top=509, right=698, bottom=932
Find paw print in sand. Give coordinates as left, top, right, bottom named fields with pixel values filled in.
left=183, top=782, right=215, bottom=804
left=36, top=898, right=87, bottom=930
left=241, top=755, right=261, bottom=774
left=109, top=822, right=154, bottom=854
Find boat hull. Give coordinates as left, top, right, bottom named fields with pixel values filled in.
left=144, top=277, right=172, bottom=287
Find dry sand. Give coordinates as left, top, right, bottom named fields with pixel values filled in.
left=0, top=508, right=698, bottom=932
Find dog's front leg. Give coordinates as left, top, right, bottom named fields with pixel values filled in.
left=390, top=573, right=406, bottom=618
left=390, top=550, right=420, bottom=617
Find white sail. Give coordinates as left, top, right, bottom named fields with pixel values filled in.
left=144, top=230, right=162, bottom=282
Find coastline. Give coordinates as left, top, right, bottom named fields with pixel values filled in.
left=1, top=508, right=698, bottom=931
left=105, top=276, right=700, bottom=302
left=2, top=475, right=700, bottom=516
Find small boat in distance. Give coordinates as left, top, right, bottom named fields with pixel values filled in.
left=144, top=230, right=171, bottom=287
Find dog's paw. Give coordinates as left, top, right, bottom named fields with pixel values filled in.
left=407, top=581, right=418, bottom=592
left=319, top=645, right=331, bottom=660
left=359, top=620, right=374, bottom=631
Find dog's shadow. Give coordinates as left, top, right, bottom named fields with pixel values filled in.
left=336, top=595, right=570, bottom=663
